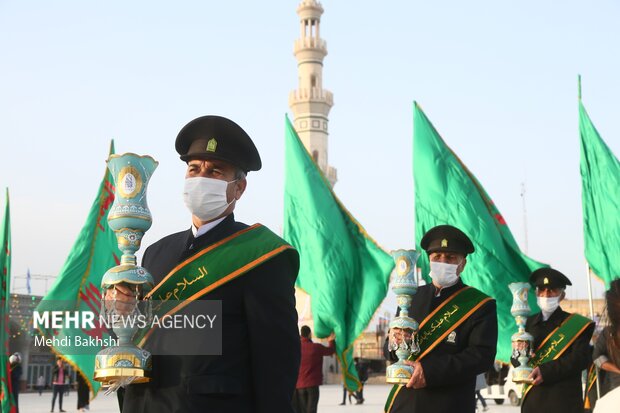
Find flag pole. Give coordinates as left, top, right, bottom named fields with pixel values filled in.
left=580, top=74, right=601, bottom=399
left=586, top=265, right=596, bottom=319
left=586, top=263, right=601, bottom=399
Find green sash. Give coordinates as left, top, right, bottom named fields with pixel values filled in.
left=384, top=286, right=492, bottom=413
left=521, top=313, right=593, bottom=401
left=135, top=224, right=295, bottom=346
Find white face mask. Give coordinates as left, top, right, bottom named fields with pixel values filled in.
left=537, top=296, right=561, bottom=314
left=429, top=261, right=460, bottom=288
left=183, top=177, right=236, bottom=222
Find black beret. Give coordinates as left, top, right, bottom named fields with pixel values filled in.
left=175, top=115, right=262, bottom=172
left=420, top=225, right=475, bottom=255
left=530, top=268, right=572, bottom=289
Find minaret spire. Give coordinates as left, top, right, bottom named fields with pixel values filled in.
left=289, top=0, right=337, bottom=186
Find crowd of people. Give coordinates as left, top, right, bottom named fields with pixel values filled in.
left=294, top=223, right=620, bottom=413
left=381, top=229, right=620, bottom=413
left=2, top=115, right=619, bottom=413
left=5, top=355, right=91, bottom=413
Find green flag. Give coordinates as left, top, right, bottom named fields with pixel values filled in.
left=283, top=116, right=395, bottom=391
left=36, top=141, right=121, bottom=397
left=413, top=102, right=545, bottom=361
left=579, top=98, right=620, bottom=287
left=1, top=189, right=16, bottom=413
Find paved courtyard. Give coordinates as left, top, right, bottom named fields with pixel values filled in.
left=18, top=384, right=519, bottom=413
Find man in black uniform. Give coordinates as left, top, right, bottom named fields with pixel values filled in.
left=515, top=268, right=594, bottom=413
left=112, top=115, right=301, bottom=413
left=384, top=225, right=498, bottom=413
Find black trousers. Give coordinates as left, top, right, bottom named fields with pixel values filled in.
left=77, top=381, right=89, bottom=409
left=355, top=384, right=365, bottom=403
left=51, top=384, right=64, bottom=410
left=12, top=390, right=19, bottom=413
left=293, top=386, right=319, bottom=413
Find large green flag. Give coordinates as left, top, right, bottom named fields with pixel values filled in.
left=1, top=189, right=16, bottom=413
left=36, top=142, right=121, bottom=397
left=579, top=98, right=620, bottom=287
left=413, top=103, right=545, bottom=361
left=283, top=116, right=395, bottom=391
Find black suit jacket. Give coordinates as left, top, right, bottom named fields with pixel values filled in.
left=122, top=214, right=301, bottom=413
left=519, top=308, right=594, bottom=413
left=384, top=280, right=498, bottom=413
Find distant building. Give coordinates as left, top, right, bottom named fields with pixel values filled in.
left=562, top=298, right=604, bottom=321
left=290, top=0, right=341, bottom=381
left=289, top=0, right=337, bottom=186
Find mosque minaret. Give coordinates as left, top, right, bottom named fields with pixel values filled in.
left=289, top=0, right=337, bottom=186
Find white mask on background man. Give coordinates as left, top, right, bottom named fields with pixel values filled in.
left=537, top=296, right=561, bottom=315
left=183, top=177, right=236, bottom=222
left=429, top=261, right=460, bottom=288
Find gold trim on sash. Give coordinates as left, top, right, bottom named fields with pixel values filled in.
left=416, top=287, right=492, bottom=360
left=145, top=224, right=260, bottom=299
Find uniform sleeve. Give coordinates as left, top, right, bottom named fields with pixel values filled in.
left=420, top=300, right=498, bottom=387
left=538, top=322, right=594, bottom=384
left=243, top=252, right=301, bottom=413
left=141, top=244, right=153, bottom=269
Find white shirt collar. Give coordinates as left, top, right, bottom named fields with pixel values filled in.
left=432, top=277, right=461, bottom=297
left=191, top=216, right=227, bottom=238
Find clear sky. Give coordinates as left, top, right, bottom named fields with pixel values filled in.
left=1, top=0, right=618, bottom=305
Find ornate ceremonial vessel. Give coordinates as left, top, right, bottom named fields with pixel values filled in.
left=509, top=282, right=534, bottom=384
left=386, top=250, right=421, bottom=384
left=94, top=153, right=158, bottom=389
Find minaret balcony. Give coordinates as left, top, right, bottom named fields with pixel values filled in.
left=294, top=37, right=327, bottom=53
left=297, top=1, right=324, bottom=18
left=289, top=88, right=333, bottom=107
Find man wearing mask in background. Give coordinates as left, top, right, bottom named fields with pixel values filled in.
left=9, top=352, right=22, bottom=413
left=384, top=225, right=498, bottom=413
left=514, top=268, right=594, bottom=413
left=111, top=115, right=301, bottom=413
